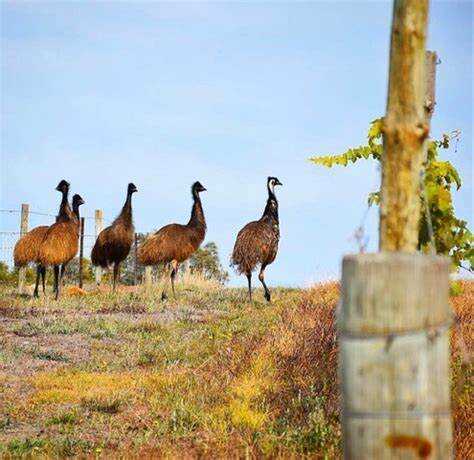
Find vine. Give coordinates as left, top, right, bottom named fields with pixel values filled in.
left=310, top=119, right=473, bottom=271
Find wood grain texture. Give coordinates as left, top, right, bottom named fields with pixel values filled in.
left=379, top=0, right=430, bottom=251
left=339, top=253, right=453, bottom=459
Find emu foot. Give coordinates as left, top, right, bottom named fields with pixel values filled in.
left=264, top=291, right=271, bottom=302
left=161, top=292, right=168, bottom=301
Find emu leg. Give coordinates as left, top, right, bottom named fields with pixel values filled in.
left=170, top=261, right=179, bottom=299
left=34, top=265, right=41, bottom=298
left=53, top=265, right=60, bottom=300
left=60, top=262, right=69, bottom=283
left=113, top=263, right=120, bottom=292
left=161, top=264, right=172, bottom=301
left=258, top=265, right=271, bottom=302
left=41, top=266, right=46, bottom=294
left=246, top=272, right=252, bottom=302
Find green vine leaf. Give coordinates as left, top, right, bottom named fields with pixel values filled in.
left=309, top=122, right=471, bottom=271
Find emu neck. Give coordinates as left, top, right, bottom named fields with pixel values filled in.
left=188, top=193, right=206, bottom=229
left=262, top=188, right=279, bottom=222
left=58, top=190, right=71, bottom=221
left=116, top=191, right=133, bottom=227
left=72, top=204, right=81, bottom=222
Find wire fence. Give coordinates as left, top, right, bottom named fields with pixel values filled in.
left=0, top=205, right=146, bottom=289
left=1, top=208, right=96, bottom=266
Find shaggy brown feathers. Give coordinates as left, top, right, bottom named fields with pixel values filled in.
left=38, top=194, right=81, bottom=267
left=91, top=183, right=137, bottom=290
left=231, top=177, right=282, bottom=302
left=38, top=194, right=84, bottom=299
left=137, top=181, right=207, bottom=299
left=231, top=220, right=279, bottom=275
left=14, top=226, right=49, bottom=268
left=13, top=180, right=71, bottom=268
left=13, top=180, right=72, bottom=297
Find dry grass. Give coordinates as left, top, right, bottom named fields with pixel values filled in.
left=0, top=280, right=471, bottom=458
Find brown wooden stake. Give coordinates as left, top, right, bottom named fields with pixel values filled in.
left=17, top=203, right=29, bottom=294
left=134, top=233, right=138, bottom=286
left=79, top=217, right=85, bottom=288
left=94, top=209, right=103, bottom=285
left=379, top=0, right=430, bottom=252
left=340, top=253, right=453, bottom=459
left=339, top=2, right=452, bottom=459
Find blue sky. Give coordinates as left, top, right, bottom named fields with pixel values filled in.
left=1, top=1, right=472, bottom=286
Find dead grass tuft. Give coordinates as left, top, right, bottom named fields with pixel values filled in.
left=0, top=281, right=471, bottom=458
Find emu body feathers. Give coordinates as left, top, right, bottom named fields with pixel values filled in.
left=231, top=177, right=282, bottom=302
left=13, top=226, right=49, bottom=267
left=137, top=181, right=207, bottom=299
left=90, top=183, right=137, bottom=290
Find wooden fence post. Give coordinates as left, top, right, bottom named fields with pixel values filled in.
left=144, top=266, right=152, bottom=287
left=94, top=210, right=103, bottom=285
left=379, top=0, right=430, bottom=252
left=142, top=232, right=152, bottom=287
left=339, top=1, right=452, bottom=458
left=17, top=203, right=29, bottom=294
left=78, top=217, right=85, bottom=288
left=340, top=253, right=452, bottom=458
left=133, top=233, right=138, bottom=285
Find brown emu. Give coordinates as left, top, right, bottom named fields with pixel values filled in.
left=13, top=180, right=71, bottom=297
left=38, top=193, right=85, bottom=299
left=138, top=181, right=207, bottom=300
left=91, top=183, right=138, bottom=291
left=231, top=176, right=282, bottom=302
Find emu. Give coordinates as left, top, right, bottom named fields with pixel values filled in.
left=231, top=176, right=282, bottom=302
left=13, top=180, right=71, bottom=297
left=138, top=181, right=207, bottom=300
left=38, top=193, right=84, bottom=299
left=91, top=183, right=138, bottom=291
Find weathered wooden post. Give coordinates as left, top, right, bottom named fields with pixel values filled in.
left=94, top=210, right=103, bottom=285
left=144, top=266, right=152, bottom=287
left=142, top=232, right=153, bottom=288
left=78, top=217, right=85, bottom=288
left=339, top=1, right=452, bottom=458
left=17, top=203, right=29, bottom=294
left=133, top=233, right=138, bottom=285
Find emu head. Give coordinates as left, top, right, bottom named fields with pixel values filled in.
left=192, top=181, right=207, bottom=195
left=128, top=183, right=138, bottom=195
left=55, top=180, right=70, bottom=193
left=267, top=176, right=283, bottom=194
left=72, top=194, right=85, bottom=208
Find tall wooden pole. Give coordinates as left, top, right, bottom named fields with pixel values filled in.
left=94, top=210, right=103, bottom=285
left=133, top=233, right=138, bottom=286
left=339, top=2, right=452, bottom=458
left=379, top=0, right=430, bottom=251
left=17, top=203, right=29, bottom=294
left=78, top=217, right=85, bottom=288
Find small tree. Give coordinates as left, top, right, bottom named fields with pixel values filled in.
left=310, top=119, right=473, bottom=271
left=185, top=242, right=229, bottom=284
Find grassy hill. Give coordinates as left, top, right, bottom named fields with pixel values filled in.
left=0, top=279, right=472, bottom=458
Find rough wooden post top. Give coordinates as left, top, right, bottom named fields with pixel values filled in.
left=341, top=252, right=451, bottom=335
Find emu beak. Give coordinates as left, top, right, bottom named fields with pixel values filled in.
left=276, top=180, right=283, bottom=186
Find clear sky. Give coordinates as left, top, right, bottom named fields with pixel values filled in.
left=1, top=1, right=472, bottom=286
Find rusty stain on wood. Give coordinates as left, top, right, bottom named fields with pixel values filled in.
left=386, top=434, right=432, bottom=458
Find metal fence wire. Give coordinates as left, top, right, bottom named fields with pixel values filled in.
left=0, top=206, right=144, bottom=289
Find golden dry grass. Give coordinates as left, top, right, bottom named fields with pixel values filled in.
left=0, top=280, right=471, bottom=458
